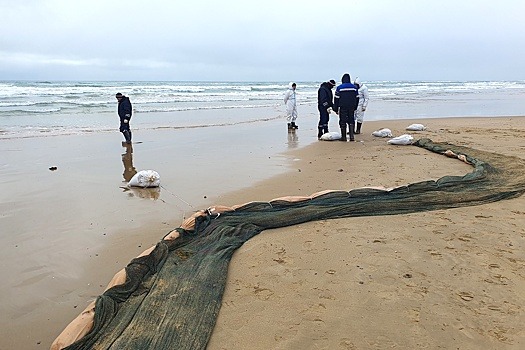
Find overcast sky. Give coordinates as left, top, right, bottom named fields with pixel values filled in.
left=1, top=0, right=524, bottom=82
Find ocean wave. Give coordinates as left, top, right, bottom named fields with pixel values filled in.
left=0, top=100, right=107, bottom=108
left=135, top=103, right=280, bottom=113
left=0, top=101, right=37, bottom=107
left=250, top=84, right=287, bottom=91
left=1, top=107, right=63, bottom=114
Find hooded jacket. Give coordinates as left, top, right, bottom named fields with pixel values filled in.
left=354, top=77, right=369, bottom=109
left=317, top=82, right=334, bottom=109
left=118, top=96, right=132, bottom=119
left=284, top=82, right=297, bottom=110
left=333, top=74, right=358, bottom=113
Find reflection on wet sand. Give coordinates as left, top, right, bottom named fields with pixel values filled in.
left=287, top=129, right=298, bottom=149
left=122, top=186, right=161, bottom=200
left=120, top=143, right=160, bottom=200
left=122, top=143, right=137, bottom=182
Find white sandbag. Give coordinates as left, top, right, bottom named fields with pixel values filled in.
left=387, top=134, right=414, bottom=145
left=128, top=170, right=161, bottom=188
left=320, top=131, right=342, bottom=141
left=406, top=123, right=426, bottom=131
left=371, top=128, right=393, bottom=138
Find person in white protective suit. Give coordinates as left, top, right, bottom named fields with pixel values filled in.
left=353, top=77, right=369, bottom=134
left=283, top=82, right=298, bottom=130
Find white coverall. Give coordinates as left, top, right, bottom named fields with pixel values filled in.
left=283, top=82, right=298, bottom=123
left=354, top=78, right=369, bottom=123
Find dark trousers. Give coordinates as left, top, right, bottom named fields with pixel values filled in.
left=119, top=117, right=132, bottom=142
left=318, top=105, right=329, bottom=132
left=338, top=107, right=355, bottom=140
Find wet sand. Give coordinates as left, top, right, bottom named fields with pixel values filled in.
left=0, top=113, right=309, bottom=349
left=1, top=115, right=525, bottom=349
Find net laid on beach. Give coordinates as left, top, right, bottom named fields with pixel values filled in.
left=52, top=138, right=525, bottom=350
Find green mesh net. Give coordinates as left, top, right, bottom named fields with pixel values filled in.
left=59, top=139, right=525, bottom=349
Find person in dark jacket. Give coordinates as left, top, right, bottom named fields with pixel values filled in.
left=317, top=79, right=336, bottom=139
left=333, top=74, right=358, bottom=142
left=116, top=92, right=133, bottom=144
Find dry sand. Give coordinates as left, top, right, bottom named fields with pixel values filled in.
left=1, top=116, right=525, bottom=349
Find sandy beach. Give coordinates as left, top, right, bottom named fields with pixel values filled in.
left=208, top=116, right=525, bottom=350
left=1, top=114, right=525, bottom=349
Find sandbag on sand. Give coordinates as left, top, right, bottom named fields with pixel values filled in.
left=128, top=170, right=161, bottom=188
left=372, top=128, right=393, bottom=138
left=387, top=134, right=414, bottom=145
left=320, top=132, right=342, bottom=141
left=406, top=123, right=426, bottom=131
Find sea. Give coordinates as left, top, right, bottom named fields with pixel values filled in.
left=1, top=80, right=524, bottom=139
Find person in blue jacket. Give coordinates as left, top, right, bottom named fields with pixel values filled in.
left=333, top=74, right=358, bottom=142
left=317, top=79, right=336, bottom=139
left=116, top=92, right=133, bottom=144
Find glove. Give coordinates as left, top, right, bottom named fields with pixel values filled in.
left=362, top=107, right=366, bottom=111
left=327, top=107, right=332, bottom=114
left=123, top=119, right=129, bottom=123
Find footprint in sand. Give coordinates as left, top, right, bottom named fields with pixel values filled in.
left=458, top=291, right=474, bottom=301
left=487, top=305, right=501, bottom=311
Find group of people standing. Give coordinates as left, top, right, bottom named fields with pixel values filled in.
left=284, top=75, right=369, bottom=141
left=317, top=74, right=369, bottom=141
left=116, top=78, right=368, bottom=145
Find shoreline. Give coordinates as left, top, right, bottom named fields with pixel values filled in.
left=1, top=115, right=525, bottom=349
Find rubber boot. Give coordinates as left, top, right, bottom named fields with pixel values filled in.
left=318, top=127, right=324, bottom=139
left=348, top=124, right=355, bottom=141
left=339, top=127, right=347, bottom=141
left=355, top=122, right=362, bottom=134
left=122, top=130, right=132, bottom=144
left=323, top=126, right=329, bottom=134
left=291, top=121, right=298, bottom=129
